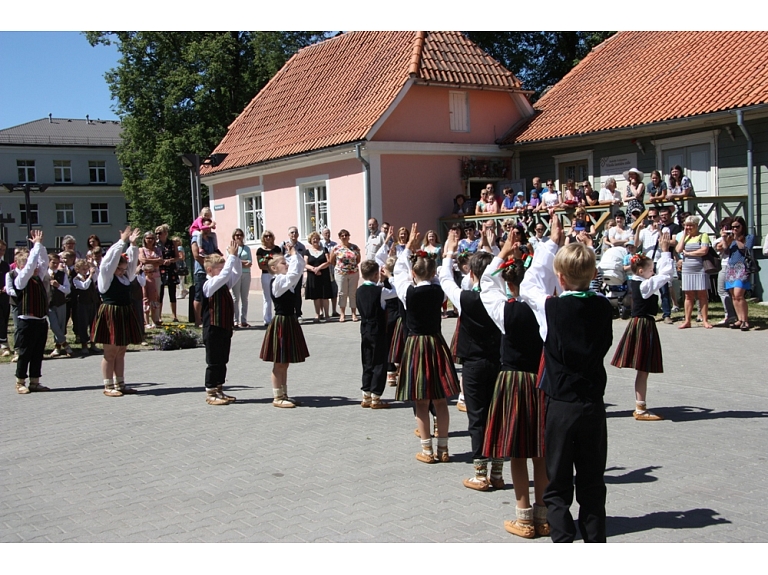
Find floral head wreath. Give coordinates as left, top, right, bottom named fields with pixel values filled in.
left=456, top=249, right=471, bottom=260
left=120, top=253, right=130, bottom=262
left=409, top=250, right=439, bottom=264
left=492, top=254, right=533, bottom=276
left=630, top=254, right=642, bottom=265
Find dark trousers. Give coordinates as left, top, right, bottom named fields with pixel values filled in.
left=15, top=318, right=48, bottom=380
left=66, top=298, right=77, bottom=339
left=543, top=396, right=607, bottom=543
left=75, top=301, right=95, bottom=344
left=462, top=358, right=500, bottom=459
left=204, top=324, right=232, bottom=389
left=659, top=283, right=671, bottom=318
left=0, top=295, right=9, bottom=344
left=294, top=276, right=303, bottom=317
left=361, top=331, right=387, bottom=396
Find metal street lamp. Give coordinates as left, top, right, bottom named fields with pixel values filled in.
left=180, top=153, right=228, bottom=221
left=1, top=183, right=49, bottom=248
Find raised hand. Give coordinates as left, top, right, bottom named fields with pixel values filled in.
left=120, top=225, right=132, bottom=243
left=443, top=229, right=459, bottom=256
left=227, top=239, right=238, bottom=256
left=549, top=208, right=565, bottom=247
left=485, top=228, right=497, bottom=249
left=30, top=229, right=44, bottom=244
left=499, top=228, right=518, bottom=260
left=659, top=231, right=671, bottom=253
left=576, top=231, right=593, bottom=247
left=406, top=223, right=421, bottom=251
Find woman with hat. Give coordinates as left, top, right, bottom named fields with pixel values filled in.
left=623, top=168, right=646, bottom=224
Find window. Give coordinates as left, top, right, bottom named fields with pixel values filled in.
left=53, top=160, right=72, bottom=183
left=242, top=194, right=264, bottom=243
left=89, top=160, right=107, bottom=183
left=17, top=160, right=36, bottom=183
left=91, top=203, right=109, bottom=224
left=449, top=91, right=469, bottom=132
left=56, top=203, right=75, bottom=225
left=19, top=204, right=39, bottom=225
left=301, top=184, right=328, bottom=237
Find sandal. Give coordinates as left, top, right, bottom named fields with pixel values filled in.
left=740, top=322, right=750, bottom=331
left=730, top=321, right=743, bottom=329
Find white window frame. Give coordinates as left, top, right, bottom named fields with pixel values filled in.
left=651, top=130, right=719, bottom=196
left=56, top=203, right=75, bottom=225
left=449, top=90, right=470, bottom=132
left=19, top=203, right=39, bottom=225
left=17, top=160, right=36, bottom=183
left=553, top=150, right=594, bottom=193
left=295, top=175, right=330, bottom=240
left=236, top=185, right=265, bottom=245
left=91, top=202, right=110, bottom=224
left=53, top=160, right=72, bottom=183
left=89, top=160, right=107, bottom=183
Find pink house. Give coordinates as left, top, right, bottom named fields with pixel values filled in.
left=201, top=31, right=534, bottom=249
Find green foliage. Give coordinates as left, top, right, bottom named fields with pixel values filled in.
left=85, top=32, right=330, bottom=238
left=465, top=32, right=615, bottom=101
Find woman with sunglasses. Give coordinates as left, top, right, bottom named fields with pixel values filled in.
left=329, top=229, right=361, bottom=322
left=256, top=230, right=282, bottom=326
left=139, top=231, right=164, bottom=329
left=230, top=228, right=253, bottom=328
left=156, top=224, right=180, bottom=323
left=723, top=216, right=755, bottom=331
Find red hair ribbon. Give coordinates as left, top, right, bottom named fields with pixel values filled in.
left=630, top=254, right=642, bottom=264
left=492, top=257, right=516, bottom=276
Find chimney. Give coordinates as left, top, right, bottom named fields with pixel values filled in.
left=48, top=113, right=52, bottom=123
left=86, top=114, right=90, bottom=124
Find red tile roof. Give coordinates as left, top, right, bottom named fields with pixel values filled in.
left=509, top=31, right=768, bottom=145
left=203, top=31, right=523, bottom=175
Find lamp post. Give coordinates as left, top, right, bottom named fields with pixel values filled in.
left=1, top=183, right=49, bottom=248
left=180, top=153, right=228, bottom=221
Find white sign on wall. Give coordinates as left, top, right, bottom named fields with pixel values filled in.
left=599, top=153, right=637, bottom=188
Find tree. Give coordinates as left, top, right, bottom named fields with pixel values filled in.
left=85, top=32, right=330, bottom=236
left=465, top=32, right=615, bottom=100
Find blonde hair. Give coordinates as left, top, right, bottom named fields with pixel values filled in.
left=684, top=215, right=701, bottom=227
left=155, top=224, right=170, bottom=235
left=307, top=231, right=321, bottom=244
left=204, top=254, right=226, bottom=270
left=421, top=229, right=439, bottom=247
left=74, top=258, right=89, bottom=271
left=267, top=255, right=286, bottom=273
left=384, top=256, right=396, bottom=274
left=553, top=243, right=596, bottom=290
left=261, top=229, right=275, bottom=243
left=15, top=248, right=30, bottom=268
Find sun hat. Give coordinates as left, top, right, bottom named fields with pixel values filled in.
left=573, top=219, right=586, bottom=232
left=623, top=167, right=644, bottom=181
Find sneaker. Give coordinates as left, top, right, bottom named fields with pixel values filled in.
left=671, top=306, right=680, bottom=313
left=11, top=353, right=19, bottom=363
left=49, top=348, right=64, bottom=358
left=663, top=317, right=674, bottom=325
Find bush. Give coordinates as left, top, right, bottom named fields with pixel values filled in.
left=152, top=324, right=200, bottom=351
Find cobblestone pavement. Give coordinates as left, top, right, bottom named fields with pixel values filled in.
left=1, top=292, right=767, bottom=543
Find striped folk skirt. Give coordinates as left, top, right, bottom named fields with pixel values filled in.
left=260, top=314, right=310, bottom=363
left=483, top=370, right=545, bottom=459
left=449, top=316, right=461, bottom=363
left=611, top=316, right=663, bottom=373
left=92, top=303, right=143, bottom=347
left=395, top=334, right=460, bottom=401
left=388, top=316, right=406, bottom=364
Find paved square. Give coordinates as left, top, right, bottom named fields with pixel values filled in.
left=1, top=293, right=767, bottom=542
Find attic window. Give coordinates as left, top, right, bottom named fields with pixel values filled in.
left=449, top=91, right=469, bottom=132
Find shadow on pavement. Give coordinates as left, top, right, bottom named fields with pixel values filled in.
left=657, top=406, right=768, bottom=422
left=605, top=465, right=661, bottom=484
left=607, top=508, right=731, bottom=537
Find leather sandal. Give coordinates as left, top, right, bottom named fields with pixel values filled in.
left=463, top=477, right=490, bottom=491
left=416, top=451, right=436, bottom=464
left=740, top=322, right=750, bottom=331
left=633, top=410, right=663, bottom=421
left=489, top=477, right=506, bottom=490
left=216, top=385, right=235, bottom=403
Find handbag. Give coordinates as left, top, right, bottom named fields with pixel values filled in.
left=743, top=247, right=760, bottom=275
left=702, top=246, right=721, bottom=274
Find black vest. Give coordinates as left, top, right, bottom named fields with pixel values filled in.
left=271, top=278, right=298, bottom=316
left=356, top=283, right=387, bottom=337
left=202, top=284, right=235, bottom=330
left=405, top=284, right=443, bottom=336
left=17, top=274, right=48, bottom=317
left=383, top=278, right=399, bottom=327
left=501, top=300, right=542, bottom=372
left=539, top=295, right=613, bottom=403
left=456, top=290, right=501, bottom=362
left=101, top=276, right=132, bottom=306
left=629, top=280, right=659, bottom=318
left=49, top=270, right=68, bottom=308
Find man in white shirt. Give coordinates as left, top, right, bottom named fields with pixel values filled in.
left=634, top=207, right=662, bottom=262
left=365, top=218, right=386, bottom=261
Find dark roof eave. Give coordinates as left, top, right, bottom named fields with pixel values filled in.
left=412, top=79, right=533, bottom=94
left=503, top=103, right=768, bottom=148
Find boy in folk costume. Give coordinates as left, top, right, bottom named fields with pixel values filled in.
left=13, top=230, right=51, bottom=394
left=47, top=253, right=72, bottom=358
left=201, top=241, right=242, bottom=405
left=519, top=208, right=614, bottom=543
left=356, top=259, right=398, bottom=409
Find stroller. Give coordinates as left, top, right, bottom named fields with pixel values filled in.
left=598, top=245, right=631, bottom=319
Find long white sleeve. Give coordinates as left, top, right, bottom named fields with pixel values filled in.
left=439, top=256, right=463, bottom=314
left=375, top=241, right=390, bottom=269
left=393, top=248, right=414, bottom=306
left=480, top=257, right=507, bottom=333
left=203, top=254, right=242, bottom=297
left=73, top=273, right=93, bottom=290
left=98, top=241, right=135, bottom=293
left=271, top=254, right=305, bottom=298
left=51, top=269, right=71, bottom=295
left=519, top=240, right=560, bottom=342
left=640, top=252, right=675, bottom=299
left=14, top=242, right=48, bottom=291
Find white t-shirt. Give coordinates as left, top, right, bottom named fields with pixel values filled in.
left=638, top=228, right=661, bottom=261
left=541, top=190, right=560, bottom=207
left=608, top=227, right=633, bottom=244
left=599, top=187, right=621, bottom=203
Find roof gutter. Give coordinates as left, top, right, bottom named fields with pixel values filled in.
left=505, top=103, right=768, bottom=148
left=356, top=143, right=371, bottom=231
left=736, top=110, right=755, bottom=238
left=412, top=79, right=534, bottom=95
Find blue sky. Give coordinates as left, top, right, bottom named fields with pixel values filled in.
left=0, top=32, right=120, bottom=129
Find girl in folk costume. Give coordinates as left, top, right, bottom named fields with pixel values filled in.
left=201, top=240, right=242, bottom=405
left=480, top=232, right=548, bottom=539
left=93, top=226, right=144, bottom=397
left=611, top=232, right=675, bottom=421
left=394, top=223, right=460, bottom=464
left=259, top=243, right=310, bottom=408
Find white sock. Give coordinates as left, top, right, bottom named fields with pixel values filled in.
left=420, top=438, right=433, bottom=454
